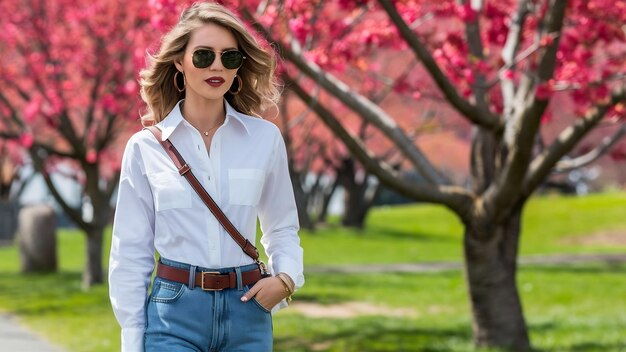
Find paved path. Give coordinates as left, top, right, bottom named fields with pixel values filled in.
left=0, top=314, right=64, bottom=352
left=307, top=253, right=626, bottom=274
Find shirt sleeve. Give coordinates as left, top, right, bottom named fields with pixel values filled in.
left=108, top=135, right=156, bottom=352
left=257, top=128, right=305, bottom=305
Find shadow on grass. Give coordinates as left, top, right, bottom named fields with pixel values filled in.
left=524, top=321, right=626, bottom=352
left=275, top=317, right=626, bottom=352
left=520, top=263, right=626, bottom=274
left=559, top=342, right=626, bottom=352
left=275, top=317, right=473, bottom=352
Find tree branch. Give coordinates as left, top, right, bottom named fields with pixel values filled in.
left=284, top=43, right=447, bottom=184
left=555, top=123, right=626, bottom=172
left=462, top=0, right=490, bottom=114
left=524, top=86, right=626, bottom=194
left=29, top=147, right=89, bottom=230
left=0, top=92, right=26, bottom=129
left=284, top=74, right=473, bottom=216
left=484, top=0, right=568, bottom=218
left=242, top=8, right=450, bottom=185
left=500, top=0, right=532, bottom=119
left=377, top=0, right=502, bottom=131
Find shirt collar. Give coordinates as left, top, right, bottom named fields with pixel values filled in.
left=157, top=99, right=250, bottom=141
left=224, top=99, right=251, bottom=136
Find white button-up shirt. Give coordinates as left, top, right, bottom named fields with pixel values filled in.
left=108, top=99, right=304, bottom=352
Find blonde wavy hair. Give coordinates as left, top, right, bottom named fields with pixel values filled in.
left=139, top=2, right=281, bottom=123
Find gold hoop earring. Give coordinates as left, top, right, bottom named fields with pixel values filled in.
left=174, top=71, right=185, bottom=92
left=228, top=75, right=243, bottom=95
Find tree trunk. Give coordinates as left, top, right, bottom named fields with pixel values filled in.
left=464, top=205, right=530, bottom=351
left=316, top=177, right=339, bottom=224
left=341, top=183, right=367, bottom=228
left=290, top=170, right=315, bottom=230
left=338, top=157, right=367, bottom=229
left=0, top=199, right=18, bottom=245
left=83, top=226, right=104, bottom=288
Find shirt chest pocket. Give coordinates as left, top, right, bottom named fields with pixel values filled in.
left=148, top=171, right=192, bottom=212
left=228, top=168, right=265, bottom=207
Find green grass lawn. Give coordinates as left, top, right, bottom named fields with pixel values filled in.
left=0, top=192, right=625, bottom=351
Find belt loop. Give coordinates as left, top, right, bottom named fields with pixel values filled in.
left=235, top=266, right=243, bottom=291
left=188, top=265, right=197, bottom=289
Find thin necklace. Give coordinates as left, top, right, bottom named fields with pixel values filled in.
left=181, top=101, right=224, bottom=137
left=201, top=121, right=223, bottom=136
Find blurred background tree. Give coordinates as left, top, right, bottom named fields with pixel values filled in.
left=237, top=1, right=626, bottom=349
left=0, top=0, right=158, bottom=287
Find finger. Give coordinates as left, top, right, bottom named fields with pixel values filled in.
left=241, top=281, right=262, bottom=302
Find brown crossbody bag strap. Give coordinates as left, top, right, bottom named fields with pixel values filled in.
left=145, top=126, right=270, bottom=276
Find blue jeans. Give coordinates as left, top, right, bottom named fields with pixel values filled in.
left=144, top=258, right=272, bottom=352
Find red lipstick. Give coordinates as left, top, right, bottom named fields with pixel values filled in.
left=205, top=76, right=225, bottom=87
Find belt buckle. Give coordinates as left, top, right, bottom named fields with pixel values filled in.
left=201, top=271, right=223, bottom=291
left=257, top=260, right=271, bottom=278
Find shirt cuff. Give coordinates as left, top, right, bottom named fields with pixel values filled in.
left=121, top=327, right=144, bottom=352
left=273, top=260, right=304, bottom=291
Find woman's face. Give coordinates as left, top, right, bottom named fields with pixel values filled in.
left=176, top=23, right=242, bottom=102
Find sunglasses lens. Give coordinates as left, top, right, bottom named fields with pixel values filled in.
left=221, top=51, right=244, bottom=69
left=192, top=50, right=215, bottom=68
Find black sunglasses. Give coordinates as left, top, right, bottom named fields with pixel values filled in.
left=192, top=49, right=246, bottom=70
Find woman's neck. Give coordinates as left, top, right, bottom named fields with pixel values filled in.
left=180, top=95, right=225, bottom=132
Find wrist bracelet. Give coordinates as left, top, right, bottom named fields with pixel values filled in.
left=276, top=273, right=294, bottom=303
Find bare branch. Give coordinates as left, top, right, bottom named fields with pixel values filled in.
left=500, top=0, right=533, bottom=119
left=29, top=147, right=89, bottom=230
left=369, top=61, right=419, bottom=104
left=36, top=142, right=76, bottom=158
left=461, top=0, right=491, bottom=116
left=282, top=77, right=321, bottom=129
left=0, top=93, right=25, bottom=129
left=284, top=74, right=473, bottom=214
left=377, top=0, right=502, bottom=131
left=524, top=86, right=626, bottom=195
left=484, top=0, right=568, bottom=218
left=555, top=123, right=626, bottom=172
left=0, top=132, right=20, bottom=140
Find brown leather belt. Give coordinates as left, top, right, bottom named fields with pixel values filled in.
left=156, top=262, right=263, bottom=291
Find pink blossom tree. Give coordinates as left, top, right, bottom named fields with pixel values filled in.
left=239, top=0, right=626, bottom=349
left=148, top=1, right=626, bottom=348
left=0, top=0, right=157, bottom=287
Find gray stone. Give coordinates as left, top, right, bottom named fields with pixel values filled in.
left=18, top=204, right=57, bottom=273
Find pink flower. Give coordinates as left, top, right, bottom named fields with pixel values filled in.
left=457, top=3, right=478, bottom=23
left=123, top=80, right=138, bottom=95
left=502, top=69, right=515, bottom=80
left=462, top=68, right=475, bottom=84
left=535, top=82, right=553, bottom=100
left=539, top=35, right=554, bottom=47
left=24, top=96, right=42, bottom=123
left=19, top=133, right=34, bottom=148
left=86, top=150, right=98, bottom=164
left=101, top=94, right=118, bottom=114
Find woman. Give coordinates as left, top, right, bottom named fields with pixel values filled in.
left=108, top=3, right=304, bottom=351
